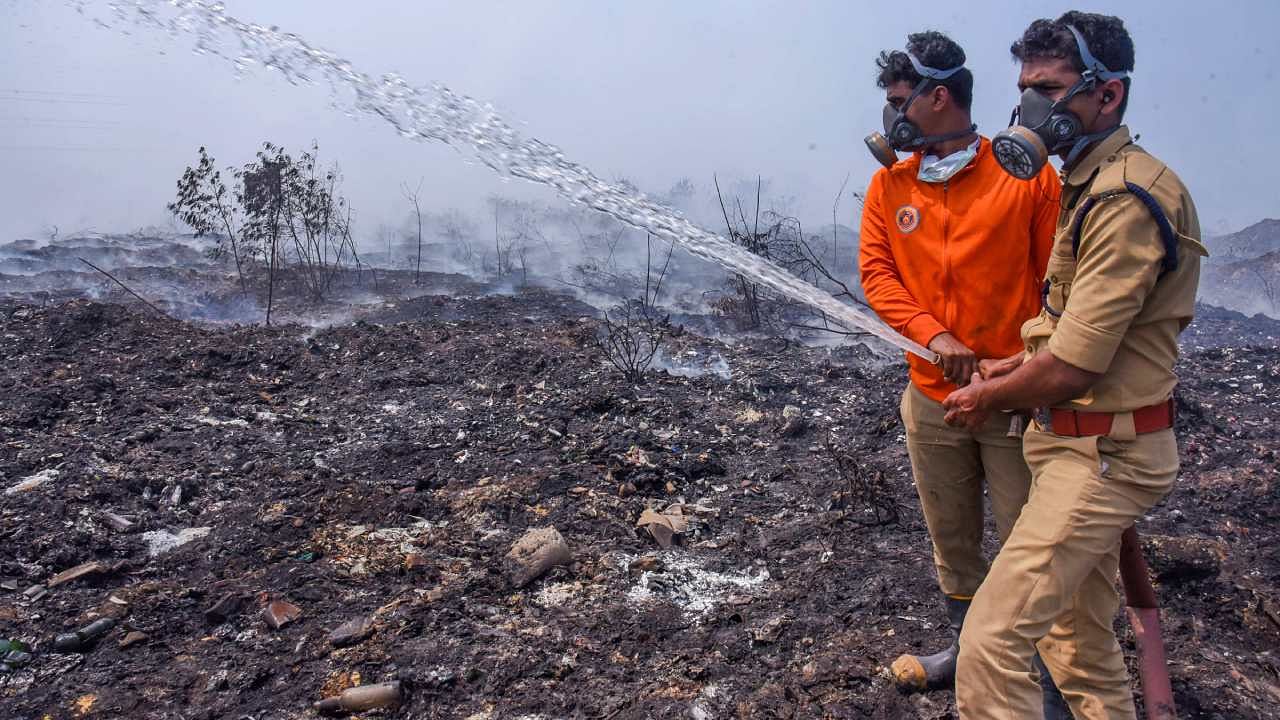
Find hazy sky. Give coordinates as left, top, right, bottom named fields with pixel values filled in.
left=2, top=1, right=1277, bottom=244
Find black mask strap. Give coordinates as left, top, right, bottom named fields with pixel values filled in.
left=893, top=78, right=975, bottom=150
left=899, top=77, right=933, bottom=117
left=1063, top=125, right=1122, bottom=170
left=918, top=124, right=978, bottom=149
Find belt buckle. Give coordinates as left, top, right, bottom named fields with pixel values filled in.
left=1033, top=407, right=1052, bottom=432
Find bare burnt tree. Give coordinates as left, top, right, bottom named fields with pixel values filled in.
left=272, top=143, right=361, bottom=302
left=515, top=242, right=530, bottom=287
left=564, top=207, right=625, bottom=263
left=595, top=233, right=674, bottom=385
left=791, top=223, right=875, bottom=337
left=483, top=196, right=524, bottom=280
left=437, top=209, right=479, bottom=275
left=823, top=432, right=901, bottom=526
left=168, top=146, right=249, bottom=294
left=491, top=201, right=502, bottom=279
left=713, top=175, right=870, bottom=336
left=374, top=222, right=397, bottom=268
left=558, top=179, right=693, bottom=301
left=486, top=197, right=545, bottom=285
left=562, top=218, right=632, bottom=299
left=714, top=175, right=768, bottom=328
left=831, top=173, right=850, bottom=272
left=402, top=178, right=425, bottom=284
left=596, top=299, right=666, bottom=385
left=642, top=233, right=674, bottom=312
left=1250, top=265, right=1278, bottom=315
left=662, top=177, right=696, bottom=210
left=486, top=197, right=509, bottom=280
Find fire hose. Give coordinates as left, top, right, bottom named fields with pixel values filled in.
left=1119, top=525, right=1177, bottom=720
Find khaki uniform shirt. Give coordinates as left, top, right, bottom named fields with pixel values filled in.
left=1021, top=126, right=1207, bottom=413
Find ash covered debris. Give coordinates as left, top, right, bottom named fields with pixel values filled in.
left=0, top=294, right=1276, bottom=719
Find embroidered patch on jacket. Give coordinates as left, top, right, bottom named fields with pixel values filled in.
left=895, top=205, right=920, bottom=234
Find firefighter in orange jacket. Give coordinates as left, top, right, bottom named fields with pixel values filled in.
left=857, top=31, right=1061, bottom=699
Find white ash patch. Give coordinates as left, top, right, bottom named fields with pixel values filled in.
left=142, top=527, right=211, bottom=557
left=626, top=551, right=769, bottom=617
left=533, top=581, right=581, bottom=608
left=193, top=415, right=249, bottom=428
left=690, top=682, right=721, bottom=720
left=365, top=519, right=446, bottom=551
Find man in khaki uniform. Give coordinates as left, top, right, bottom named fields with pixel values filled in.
left=941, top=11, right=1205, bottom=719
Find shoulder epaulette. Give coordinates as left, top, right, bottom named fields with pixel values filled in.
left=1070, top=162, right=1178, bottom=277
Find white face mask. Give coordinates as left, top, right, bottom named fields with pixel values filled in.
left=917, top=140, right=979, bottom=183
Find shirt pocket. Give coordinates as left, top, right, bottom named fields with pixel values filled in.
left=1041, top=251, right=1077, bottom=319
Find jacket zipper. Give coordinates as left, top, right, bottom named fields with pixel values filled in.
left=942, top=179, right=952, bottom=331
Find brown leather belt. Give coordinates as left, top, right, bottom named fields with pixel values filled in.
left=1048, top=398, right=1175, bottom=437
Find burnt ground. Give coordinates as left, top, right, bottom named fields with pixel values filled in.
left=0, top=288, right=1277, bottom=720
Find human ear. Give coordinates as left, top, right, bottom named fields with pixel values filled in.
left=1099, top=78, right=1125, bottom=114
left=932, top=85, right=949, bottom=111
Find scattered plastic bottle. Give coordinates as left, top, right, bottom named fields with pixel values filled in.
left=52, top=617, right=116, bottom=652
left=2, top=650, right=32, bottom=668
left=315, top=681, right=403, bottom=714
left=0, top=638, right=32, bottom=671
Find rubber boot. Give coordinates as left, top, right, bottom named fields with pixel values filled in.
left=1034, top=653, right=1074, bottom=719
left=891, top=595, right=970, bottom=693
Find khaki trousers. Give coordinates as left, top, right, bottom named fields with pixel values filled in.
left=955, top=426, right=1179, bottom=720
left=900, top=383, right=1032, bottom=598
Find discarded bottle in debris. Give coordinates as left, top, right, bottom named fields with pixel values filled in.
left=52, top=617, right=116, bottom=653
left=2, top=650, right=33, bottom=669
left=101, top=512, right=135, bottom=532
left=1, top=638, right=32, bottom=670
left=315, top=681, right=403, bottom=715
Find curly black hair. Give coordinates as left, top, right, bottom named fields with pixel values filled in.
left=1011, top=11, right=1135, bottom=116
left=876, top=31, right=973, bottom=111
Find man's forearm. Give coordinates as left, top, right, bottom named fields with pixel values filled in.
left=977, top=351, right=1098, bottom=412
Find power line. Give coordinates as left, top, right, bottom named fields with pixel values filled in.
left=0, top=115, right=123, bottom=125
left=0, top=119, right=125, bottom=130
left=0, top=95, right=129, bottom=107
left=1, top=87, right=132, bottom=100
left=0, top=144, right=163, bottom=152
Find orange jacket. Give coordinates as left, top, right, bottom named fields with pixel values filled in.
left=858, top=137, right=1060, bottom=402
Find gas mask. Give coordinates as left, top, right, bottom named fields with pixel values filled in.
left=992, top=25, right=1129, bottom=180
left=865, top=53, right=977, bottom=168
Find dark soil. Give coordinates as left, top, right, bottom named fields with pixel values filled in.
left=0, top=289, right=1277, bottom=719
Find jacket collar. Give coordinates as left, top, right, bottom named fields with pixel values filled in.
left=902, top=135, right=989, bottom=176
left=1063, top=125, right=1134, bottom=188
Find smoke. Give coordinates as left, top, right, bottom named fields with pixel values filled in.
left=0, top=176, right=882, bottom=354
left=0, top=230, right=258, bottom=321
left=0, top=231, right=215, bottom=276
left=1199, top=269, right=1280, bottom=319
left=366, top=177, right=864, bottom=333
